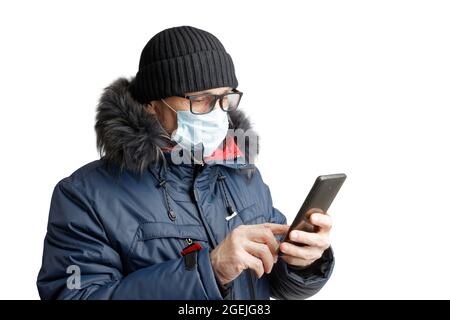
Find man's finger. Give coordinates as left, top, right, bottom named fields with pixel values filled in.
left=281, top=255, right=315, bottom=268
left=289, top=230, right=330, bottom=248
left=309, top=213, right=332, bottom=233
left=279, top=242, right=323, bottom=261
left=244, top=225, right=279, bottom=255
left=263, top=223, right=290, bottom=235
left=244, top=241, right=276, bottom=274
left=242, top=251, right=265, bottom=278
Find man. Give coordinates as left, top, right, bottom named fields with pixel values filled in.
left=37, top=26, right=334, bottom=300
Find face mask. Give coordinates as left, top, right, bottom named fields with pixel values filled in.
left=161, top=99, right=229, bottom=157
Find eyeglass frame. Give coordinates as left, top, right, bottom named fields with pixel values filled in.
left=172, top=88, right=243, bottom=114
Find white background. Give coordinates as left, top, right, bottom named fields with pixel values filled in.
left=1, top=0, right=449, bottom=299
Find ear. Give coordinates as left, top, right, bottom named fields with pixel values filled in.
left=145, top=102, right=157, bottom=114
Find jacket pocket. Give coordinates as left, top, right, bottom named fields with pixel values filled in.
left=234, top=202, right=266, bottom=225
left=126, top=222, right=209, bottom=272
left=140, top=222, right=209, bottom=243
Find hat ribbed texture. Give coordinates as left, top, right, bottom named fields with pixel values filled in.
left=130, top=26, right=238, bottom=104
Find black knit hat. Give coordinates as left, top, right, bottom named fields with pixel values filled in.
left=130, top=26, right=238, bottom=104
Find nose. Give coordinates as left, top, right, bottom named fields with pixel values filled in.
left=213, top=100, right=221, bottom=110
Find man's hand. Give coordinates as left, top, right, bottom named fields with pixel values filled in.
left=279, top=211, right=332, bottom=268
left=209, top=224, right=285, bottom=286
left=209, top=213, right=332, bottom=286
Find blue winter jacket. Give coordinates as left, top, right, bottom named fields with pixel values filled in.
left=36, top=77, right=334, bottom=300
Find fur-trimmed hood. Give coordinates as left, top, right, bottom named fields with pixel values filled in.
left=95, top=77, right=258, bottom=174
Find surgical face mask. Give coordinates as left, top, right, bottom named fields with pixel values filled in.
left=161, top=99, right=229, bottom=157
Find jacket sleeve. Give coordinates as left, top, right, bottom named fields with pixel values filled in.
left=259, top=180, right=335, bottom=300
left=37, top=180, right=223, bottom=300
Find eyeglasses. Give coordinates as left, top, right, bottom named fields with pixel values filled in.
left=175, top=89, right=243, bottom=115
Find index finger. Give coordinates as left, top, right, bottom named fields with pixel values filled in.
left=262, top=223, right=290, bottom=235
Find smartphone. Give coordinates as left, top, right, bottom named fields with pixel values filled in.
left=280, top=173, right=347, bottom=246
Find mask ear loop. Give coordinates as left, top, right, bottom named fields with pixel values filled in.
left=227, top=113, right=234, bottom=129
left=161, top=99, right=178, bottom=113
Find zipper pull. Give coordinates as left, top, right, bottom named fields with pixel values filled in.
left=225, top=206, right=237, bottom=221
